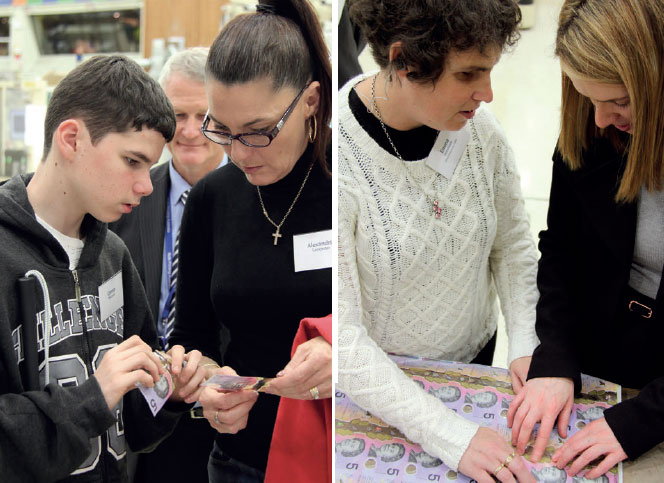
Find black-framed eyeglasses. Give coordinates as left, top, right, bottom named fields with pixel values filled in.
left=200, top=81, right=311, bottom=148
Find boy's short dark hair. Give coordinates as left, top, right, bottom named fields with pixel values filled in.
left=43, top=55, right=176, bottom=160
left=348, top=0, right=521, bottom=85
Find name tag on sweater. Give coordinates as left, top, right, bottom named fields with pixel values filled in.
left=99, top=271, right=123, bottom=321
left=293, top=230, right=333, bottom=272
left=426, top=127, right=469, bottom=179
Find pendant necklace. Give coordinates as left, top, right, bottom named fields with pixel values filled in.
left=371, top=74, right=441, bottom=218
left=257, top=161, right=315, bottom=245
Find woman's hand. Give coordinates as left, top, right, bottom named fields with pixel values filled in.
left=198, top=366, right=259, bottom=434
left=458, top=427, right=536, bottom=483
left=507, top=377, right=574, bottom=461
left=551, top=417, right=627, bottom=479
left=166, top=345, right=207, bottom=403
left=263, top=335, right=332, bottom=400
left=508, top=356, right=532, bottom=394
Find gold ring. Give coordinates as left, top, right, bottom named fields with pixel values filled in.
left=213, top=410, right=220, bottom=425
left=309, top=386, right=320, bottom=400
left=493, top=463, right=505, bottom=476
left=503, top=451, right=516, bottom=467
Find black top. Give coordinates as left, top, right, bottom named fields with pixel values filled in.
left=528, top=137, right=664, bottom=459
left=170, top=145, right=332, bottom=471
left=348, top=86, right=438, bottom=161
left=338, top=4, right=366, bottom=87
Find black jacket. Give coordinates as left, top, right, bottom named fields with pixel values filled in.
left=528, top=138, right=664, bottom=459
left=0, top=175, right=182, bottom=482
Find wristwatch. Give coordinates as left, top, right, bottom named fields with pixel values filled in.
left=190, top=405, right=205, bottom=419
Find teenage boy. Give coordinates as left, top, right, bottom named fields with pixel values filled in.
left=0, top=55, right=206, bottom=482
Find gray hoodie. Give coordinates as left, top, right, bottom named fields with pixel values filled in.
left=0, top=175, right=183, bottom=482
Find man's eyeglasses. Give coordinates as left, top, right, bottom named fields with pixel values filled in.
left=200, top=81, right=311, bottom=148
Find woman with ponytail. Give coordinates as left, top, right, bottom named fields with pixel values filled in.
left=169, top=1, right=332, bottom=481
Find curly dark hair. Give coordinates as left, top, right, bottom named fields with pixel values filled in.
left=348, top=0, right=522, bottom=84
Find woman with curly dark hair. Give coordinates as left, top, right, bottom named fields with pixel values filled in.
left=338, top=1, right=539, bottom=482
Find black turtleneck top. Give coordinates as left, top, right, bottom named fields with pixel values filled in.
left=170, top=144, right=332, bottom=471
left=348, top=86, right=439, bottom=161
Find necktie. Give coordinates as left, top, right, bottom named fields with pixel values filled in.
left=163, top=189, right=189, bottom=349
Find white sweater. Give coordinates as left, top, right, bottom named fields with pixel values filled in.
left=337, top=76, right=540, bottom=471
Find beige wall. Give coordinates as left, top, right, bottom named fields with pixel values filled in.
left=144, top=0, right=228, bottom=56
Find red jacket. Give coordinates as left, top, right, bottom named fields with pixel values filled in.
left=265, top=315, right=332, bottom=482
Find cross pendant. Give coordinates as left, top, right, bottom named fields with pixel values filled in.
left=432, top=200, right=442, bottom=219
left=272, top=228, right=282, bottom=246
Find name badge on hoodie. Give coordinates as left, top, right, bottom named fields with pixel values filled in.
left=426, top=126, right=470, bottom=179
left=99, top=271, right=124, bottom=321
left=293, top=229, right=333, bottom=272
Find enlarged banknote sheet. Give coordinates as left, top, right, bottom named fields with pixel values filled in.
left=336, top=355, right=622, bottom=483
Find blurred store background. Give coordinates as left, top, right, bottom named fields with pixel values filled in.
left=0, top=0, right=332, bottom=180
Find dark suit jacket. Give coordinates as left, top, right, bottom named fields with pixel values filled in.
left=109, top=162, right=169, bottom=321
left=109, top=161, right=214, bottom=483
left=528, top=137, right=664, bottom=459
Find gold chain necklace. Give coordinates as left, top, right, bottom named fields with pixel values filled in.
left=257, top=161, right=315, bottom=245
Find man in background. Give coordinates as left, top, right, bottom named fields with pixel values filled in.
left=110, top=47, right=226, bottom=483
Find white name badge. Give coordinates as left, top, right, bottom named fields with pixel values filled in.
left=99, top=271, right=124, bottom=321
left=293, top=229, right=333, bottom=273
left=426, top=126, right=470, bottom=179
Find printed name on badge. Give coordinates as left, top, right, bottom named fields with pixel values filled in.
left=293, top=229, right=333, bottom=272
left=426, top=126, right=470, bottom=179
left=99, top=271, right=123, bottom=322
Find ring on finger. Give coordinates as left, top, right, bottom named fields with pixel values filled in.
left=214, top=409, right=220, bottom=425
left=493, top=463, right=505, bottom=476
left=503, top=451, right=516, bottom=467
left=309, top=386, right=320, bottom=400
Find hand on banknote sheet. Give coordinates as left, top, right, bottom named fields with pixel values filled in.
left=199, top=365, right=259, bottom=434
left=458, top=427, right=536, bottom=483
left=551, top=417, right=627, bottom=479
left=509, top=356, right=532, bottom=394
left=507, top=377, right=575, bottom=461
left=262, top=335, right=332, bottom=400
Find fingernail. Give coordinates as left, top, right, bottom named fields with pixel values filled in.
left=276, top=371, right=285, bottom=377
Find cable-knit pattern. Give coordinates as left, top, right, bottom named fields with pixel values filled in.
left=337, top=75, right=540, bottom=471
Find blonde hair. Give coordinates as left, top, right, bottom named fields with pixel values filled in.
left=556, top=0, right=664, bottom=202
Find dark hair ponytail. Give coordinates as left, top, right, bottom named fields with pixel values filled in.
left=207, top=0, right=331, bottom=176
